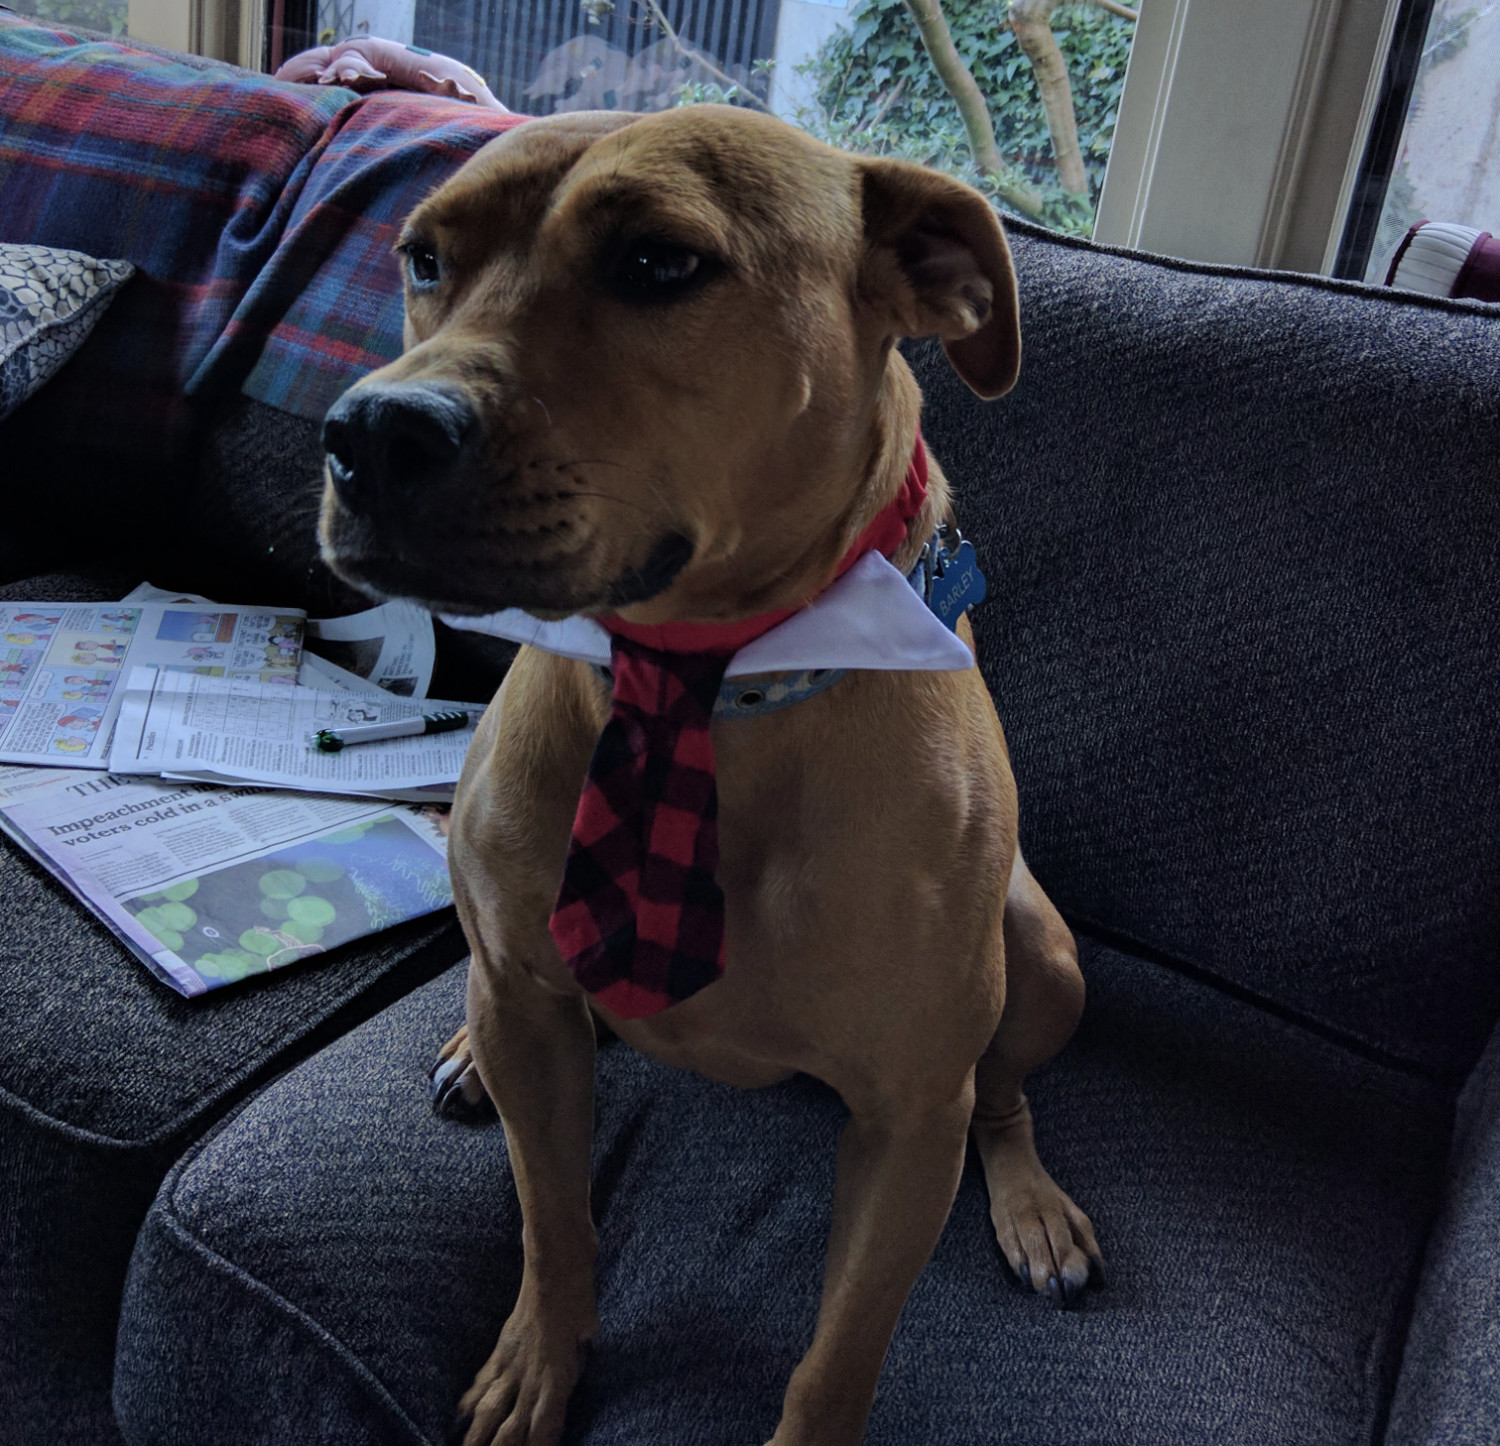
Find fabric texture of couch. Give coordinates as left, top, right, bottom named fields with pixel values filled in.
left=1, top=13, right=1497, bottom=1445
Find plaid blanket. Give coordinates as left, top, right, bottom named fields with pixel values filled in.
left=0, top=14, right=355, bottom=458
left=195, top=93, right=527, bottom=419
left=0, top=14, right=529, bottom=456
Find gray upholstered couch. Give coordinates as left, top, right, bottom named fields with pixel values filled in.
left=2, top=17, right=1498, bottom=1446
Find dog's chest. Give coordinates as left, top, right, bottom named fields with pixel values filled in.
left=586, top=665, right=1012, bottom=1084
left=708, top=672, right=982, bottom=953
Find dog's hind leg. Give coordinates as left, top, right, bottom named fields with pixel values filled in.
left=971, top=848, right=1102, bottom=1307
left=430, top=1018, right=497, bottom=1122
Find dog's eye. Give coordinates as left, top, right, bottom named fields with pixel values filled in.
left=401, top=243, right=442, bottom=290
left=616, top=240, right=703, bottom=294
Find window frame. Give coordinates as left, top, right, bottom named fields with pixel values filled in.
left=127, top=0, right=265, bottom=70
left=1090, top=0, right=1403, bottom=273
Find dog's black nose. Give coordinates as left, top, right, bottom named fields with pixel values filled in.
left=322, top=381, right=477, bottom=512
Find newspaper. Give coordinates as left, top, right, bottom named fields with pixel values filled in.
left=109, top=667, right=478, bottom=803
left=297, top=651, right=379, bottom=693
left=0, top=600, right=304, bottom=768
left=303, top=600, right=436, bottom=698
left=0, top=770, right=452, bottom=997
left=119, top=582, right=216, bottom=606
left=0, top=762, right=77, bottom=803
left=117, top=587, right=436, bottom=697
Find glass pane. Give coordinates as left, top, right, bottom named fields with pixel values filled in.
left=1364, top=0, right=1500, bottom=281
left=278, top=0, right=1138, bottom=236
left=792, top=0, right=1135, bottom=235
left=7, top=0, right=129, bottom=36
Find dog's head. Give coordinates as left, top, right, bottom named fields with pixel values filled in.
left=318, top=106, right=1019, bottom=623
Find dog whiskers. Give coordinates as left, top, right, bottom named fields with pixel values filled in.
left=535, top=459, right=669, bottom=523
left=564, top=488, right=658, bottom=519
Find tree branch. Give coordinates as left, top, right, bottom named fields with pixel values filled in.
left=1010, top=0, right=1088, bottom=194
left=854, top=75, right=905, bottom=133
left=1085, top=0, right=1138, bottom=21
left=635, top=0, right=775, bottom=113
left=901, top=0, right=1043, bottom=214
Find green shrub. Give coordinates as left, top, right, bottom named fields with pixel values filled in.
left=799, top=0, right=1133, bottom=233
left=20, top=0, right=128, bottom=36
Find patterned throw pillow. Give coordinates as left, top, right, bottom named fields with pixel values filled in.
left=0, top=244, right=135, bottom=422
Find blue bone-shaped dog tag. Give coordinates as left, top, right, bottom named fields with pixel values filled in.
left=928, top=539, right=987, bottom=630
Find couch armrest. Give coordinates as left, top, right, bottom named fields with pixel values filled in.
left=1385, top=1017, right=1500, bottom=1443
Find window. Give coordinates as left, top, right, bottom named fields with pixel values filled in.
left=1335, top=0, right=1500, bottom=281
left=269, top=0, right=1139, bottom=237
left=9, top=0, right=128, bottom=35
left=8, top=0, right=265, bottom=67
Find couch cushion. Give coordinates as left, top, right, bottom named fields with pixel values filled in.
left=113, top=940, right=1449, bottom=1445
left=0, top=569, right=469, bottom=1440
left=908, top=225, right=1500, bottom=1080
left=1385, top=1015, right=1500, bottom=1445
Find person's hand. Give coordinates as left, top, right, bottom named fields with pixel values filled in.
left=275, top=37, right=509, bottom=111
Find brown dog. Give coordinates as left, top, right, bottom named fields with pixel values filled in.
left=319, top=104, right=1099, bottom=1446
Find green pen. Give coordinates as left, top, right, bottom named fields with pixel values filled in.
left=309, top=709, right=469, bottom=753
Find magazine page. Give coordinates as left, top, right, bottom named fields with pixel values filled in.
left=110, top=668, right=478, bottom=802
left=1, top=772, right=453, bottom=997
left=304, top=600, right=436, bottom=698
left=0, top=601, right=305, bottom=769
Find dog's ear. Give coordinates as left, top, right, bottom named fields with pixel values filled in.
left=858, top=158, right=1021, bottom=400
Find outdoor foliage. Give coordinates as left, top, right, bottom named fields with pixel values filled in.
left=18, top=0, right=127, bottom=36
left=799, top=0, right=1133, bottom=232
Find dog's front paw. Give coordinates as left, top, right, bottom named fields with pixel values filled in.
left=453, top=1307, right=590, bottom=1446
left=430, top=1023, right=497, bottom=1122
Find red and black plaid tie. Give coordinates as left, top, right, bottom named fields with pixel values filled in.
left=549, top=435, right=930, bottom=1020
left=549, top=634, right=732, bottom=1020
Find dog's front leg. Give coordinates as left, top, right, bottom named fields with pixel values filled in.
left=457, top=948, right=599, bottom=1446
left=769, top=1084, right=974, bottom=1446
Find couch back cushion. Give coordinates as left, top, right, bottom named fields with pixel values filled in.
left=911, top=222, right=1500, bottom=1080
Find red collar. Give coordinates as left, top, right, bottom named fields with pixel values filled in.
left=601, top=435, right=929, bottom=656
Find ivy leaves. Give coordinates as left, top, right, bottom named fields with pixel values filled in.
left=799, top=0, right=1134, bottom=234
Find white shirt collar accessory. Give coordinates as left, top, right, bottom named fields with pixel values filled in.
left=440, top=550, right=975, bottom=677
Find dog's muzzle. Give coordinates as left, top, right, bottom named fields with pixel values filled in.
left=322, top=380, right=478, bottom=517
left=319, top=377, right=692, bottom=616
